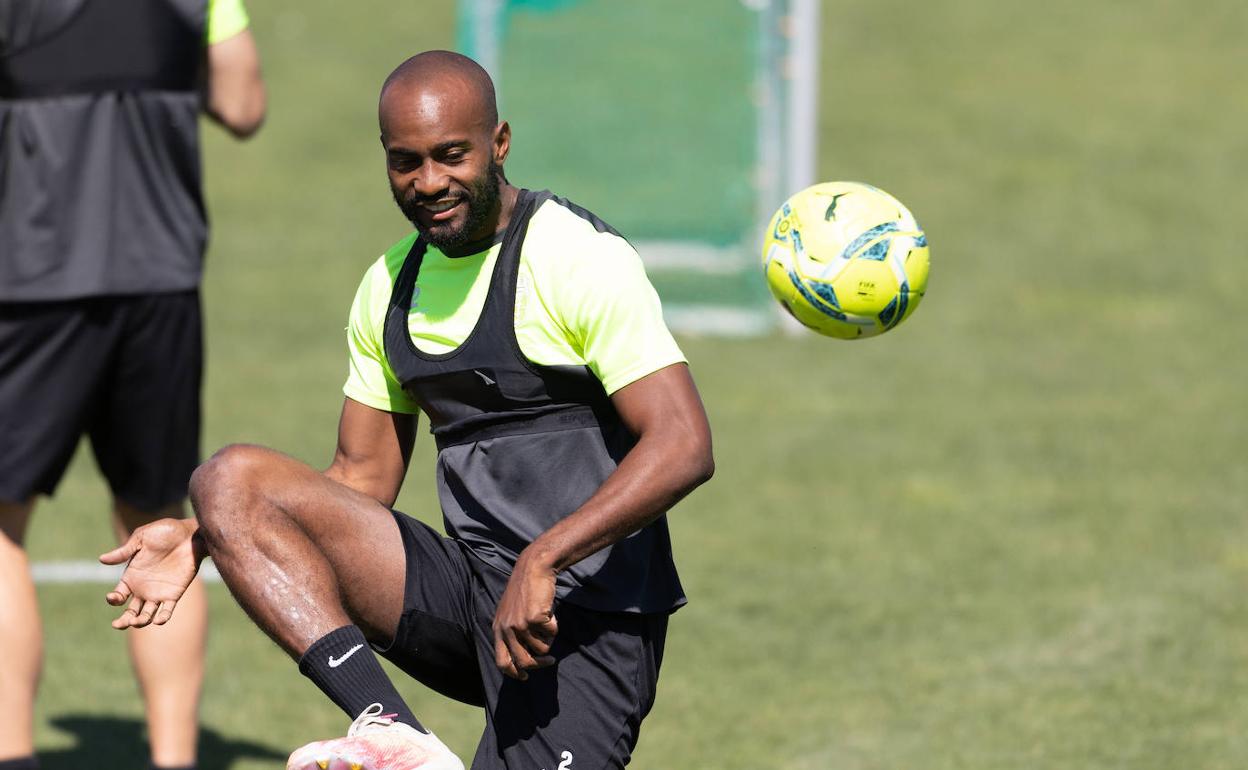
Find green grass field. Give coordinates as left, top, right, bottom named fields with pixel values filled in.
left=23, top=0, right=1248, bottom=767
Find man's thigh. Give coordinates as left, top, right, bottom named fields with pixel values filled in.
left=468, top=565, right=670, bottom=770
left=192, top=443, right=413, bottom=649
left=0, top=299, right=115, bottom=503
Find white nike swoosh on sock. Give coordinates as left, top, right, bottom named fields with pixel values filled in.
left=328, top=643, right=364, bottom=668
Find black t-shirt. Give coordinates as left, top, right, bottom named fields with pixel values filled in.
left=0, top=0, right=208, bottom=301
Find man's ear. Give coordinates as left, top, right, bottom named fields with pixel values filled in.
left=493, top=121, right=511, bottom=165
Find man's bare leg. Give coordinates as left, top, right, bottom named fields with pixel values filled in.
left=113, top=500, right=206, bottom=769
left=188, top=443, right=451, bottom=740
left=179, top=445, right=466, bottom=769
left=188, top=444, right=408, bottom=654
left=0, top=500, right=42, bottom=764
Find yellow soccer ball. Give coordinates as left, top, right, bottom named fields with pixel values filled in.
left=763, top=181, right=930, bottom=339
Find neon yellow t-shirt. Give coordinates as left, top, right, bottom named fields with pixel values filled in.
left=206, top=0, right=249, bottom=45
left=344, top=197, right=687, bottom=415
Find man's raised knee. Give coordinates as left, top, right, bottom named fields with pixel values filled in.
left=188, top=443, right=274, bottom=533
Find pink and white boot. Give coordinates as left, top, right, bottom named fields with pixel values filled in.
left=286, top=703, right=465, bottom=770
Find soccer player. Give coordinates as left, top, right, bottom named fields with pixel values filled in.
left=0, top=2, right=264, bottom=769
left=102, top=50, right=713, bottom=769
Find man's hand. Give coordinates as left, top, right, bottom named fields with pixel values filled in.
left=99, top=517, right=204, bottom=629
left=492, top=549, right=559, bottom=680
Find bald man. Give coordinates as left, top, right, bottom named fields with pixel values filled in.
left=102, top=51, right=713, bottom=770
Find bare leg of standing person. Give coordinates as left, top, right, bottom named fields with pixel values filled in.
left=0, top=500, right=43, bottom=769
left=113, top=500, right=207, bottom=770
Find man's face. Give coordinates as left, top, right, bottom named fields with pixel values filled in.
left=379, top=81, right=508, bottom=251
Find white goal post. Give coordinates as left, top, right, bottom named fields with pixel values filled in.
left=457, top=0, right=820, bottom=336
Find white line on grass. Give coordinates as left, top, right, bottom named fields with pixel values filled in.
left=664, top=305, right=775, bottom=336
left=636, top=241, right=749, bottom=274
left=31, top=560, right=222, bottom=584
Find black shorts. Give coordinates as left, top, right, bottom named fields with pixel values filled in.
left=380, top=511, right=669, bottom=770
left=0, top=292, right=202, bottom=511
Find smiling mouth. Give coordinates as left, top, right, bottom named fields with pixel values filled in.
left=419, top=198, right=462, bottom=221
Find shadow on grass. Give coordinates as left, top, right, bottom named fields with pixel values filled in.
left=42, top=715, right=287, bottom=770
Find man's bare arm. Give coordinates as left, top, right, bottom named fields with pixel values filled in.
left=324, top=397, right=418, bottom=507
left=204, top=28, right=266, bottom=138
left=527, top=363, right=713, bottom=569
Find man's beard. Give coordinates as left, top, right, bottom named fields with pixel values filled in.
left=392, top=163, right=501, bottom=251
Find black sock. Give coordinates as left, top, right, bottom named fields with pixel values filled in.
left=149, top=764, right=195, bottom=770
left=298, top=625, right=425, bottom=732
left=0, top=757, right=39, bottom=770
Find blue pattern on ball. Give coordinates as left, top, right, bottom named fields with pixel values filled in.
left=788, top=270, right=847, bottom=320
left=810, top=280, right=840, bottom=308
left=859, top=239, right=891, bottom=261
left=878, top=296, right=899, bottom=326
left=882, top=283, right=910, bottom=330
left=840, top=222, right=899, bottom=261
left=773, top=204, right=793, bottom=242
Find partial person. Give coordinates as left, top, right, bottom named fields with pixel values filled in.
left=0, top=2, right=265, bottom=769
left=103, top=50, right=712, bottom=770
